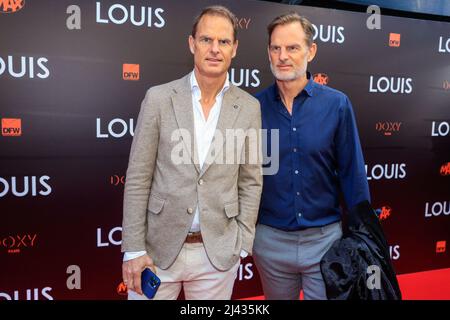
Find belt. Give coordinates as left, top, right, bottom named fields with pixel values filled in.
left=185, top=231, right=203, bottom=243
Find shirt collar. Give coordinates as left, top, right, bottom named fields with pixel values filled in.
left=271, top=71, right=315, bottom=101
left=190, top=70, right=230, bottom=98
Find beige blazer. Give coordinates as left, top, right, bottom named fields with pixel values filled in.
left=121, top=73, right=262, bottom=271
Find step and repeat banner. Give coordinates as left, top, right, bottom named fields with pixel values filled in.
left=0, top=0, right=449, bottom=300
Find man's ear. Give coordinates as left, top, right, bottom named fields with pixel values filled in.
left=231, top=40, right=239, bottom=58
left=188, top=35, right=195, bottom=54
left=307, top=42, right=317, bottom=62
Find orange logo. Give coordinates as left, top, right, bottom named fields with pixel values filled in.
left=440, top=162, right=450, bottom=176
left=0, top=0, right=25, bottom=13
left=123, top=64, right=140, bottom=81
left=2, top=118, right=21, bottom=136
left=377, top=206, right=392, bottom=220
left=389, top=33, right=401, bottom=47
left=0, top=233, right=37, bottom=254
left=436, top=241, right=446, bottom=253
left=117, top=281, right=128, bottom=295
left=110, top=175, right=125, bottom=186
left=313, top=73, right=329, bottom=85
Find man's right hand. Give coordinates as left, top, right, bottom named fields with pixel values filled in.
left=122, top=254, right=156, bottom=295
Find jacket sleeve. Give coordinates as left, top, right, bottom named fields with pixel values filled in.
left=237, top=99, right=263, bottom=255
left=121, top=88, right=160, bottom=253
left=335, top=95, right=371, bottom=211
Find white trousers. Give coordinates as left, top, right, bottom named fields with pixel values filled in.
left=128, top=242, right=240, bottom=300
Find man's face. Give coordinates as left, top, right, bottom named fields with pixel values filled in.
left=189, top=14, right=238, bottom=79
left=268, top=22, right=317, bottom=82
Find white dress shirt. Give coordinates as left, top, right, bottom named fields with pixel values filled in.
left=124, top=71, right=247, bottom=262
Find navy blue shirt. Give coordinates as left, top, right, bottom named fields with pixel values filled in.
left=256, top=73, right=370, bottom=231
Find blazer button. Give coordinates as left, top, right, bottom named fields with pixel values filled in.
left=187, top=208, right=193, bottom=214
left=198, top=179, right=204, bottom=185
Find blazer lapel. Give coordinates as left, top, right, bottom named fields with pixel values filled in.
left=171, top=74, right=200, bottom=173
left=199, top=86, right=241, bottom=178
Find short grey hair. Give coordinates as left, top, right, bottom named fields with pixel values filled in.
left=191, top=5, right=239, bottom=42
left=267, top=12, right=314, bottom=47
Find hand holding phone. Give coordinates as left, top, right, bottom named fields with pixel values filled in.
left=141, top=267, right=161, bottom=299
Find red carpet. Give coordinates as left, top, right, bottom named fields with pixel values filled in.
left=397, top=267, right=450, bottom=300
left=240, top=268, right=450, bottom=300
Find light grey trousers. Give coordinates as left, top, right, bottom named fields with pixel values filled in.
left=253, top=221, right=343, bottom=300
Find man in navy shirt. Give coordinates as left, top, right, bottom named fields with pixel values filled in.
left=252, top=12, right=371, bottom=300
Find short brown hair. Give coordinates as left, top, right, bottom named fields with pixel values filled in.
left=267, top=12, right=314, bottom=47
left=191, top=5, right=239, bottom=42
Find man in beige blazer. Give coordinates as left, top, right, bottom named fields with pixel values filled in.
left=121, top=6, right=262, bottom=300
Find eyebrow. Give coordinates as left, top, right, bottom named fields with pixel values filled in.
left=270, top=42, right=302, bottom=47
left=197, top=34, right=233, bottom=42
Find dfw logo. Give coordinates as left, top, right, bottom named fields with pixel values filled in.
left=389, top=33, right=401, bottom=47
left=0, top=56, right=49, bottom=79
left=123, top=64, right=139, bottom=81
left=2, top=118, right=21, bottom=136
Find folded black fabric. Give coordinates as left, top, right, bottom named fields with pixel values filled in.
left=320, top=200, right=402, bottom=300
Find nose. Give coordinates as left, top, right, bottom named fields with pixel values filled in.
left=210, top=40, right=220, bottom=54
left=279, top=47, right=288, bottom=61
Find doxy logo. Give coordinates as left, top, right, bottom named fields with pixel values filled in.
left=375, top=121, right=401, bottom=136
left=0, top=233, right=37, bottom=253
left=111, top=175, right=125, bottom=186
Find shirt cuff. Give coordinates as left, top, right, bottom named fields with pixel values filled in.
left=240, top=249, right=248, bottom=258
left=123, top=250, right=147, bottom=262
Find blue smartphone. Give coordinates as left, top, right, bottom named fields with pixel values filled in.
left=141, top=267, right=161, bottom=299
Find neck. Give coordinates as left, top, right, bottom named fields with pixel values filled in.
left=194, top=69, right=227, bottom=101
left=276, top=74, right=309, bottom=101
left=276, top=75, right=309, bottom=114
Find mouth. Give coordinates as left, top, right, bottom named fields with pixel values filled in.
left=277, top=64, right=292, bottom=70
left=206, top=58, right=222, bottom=63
